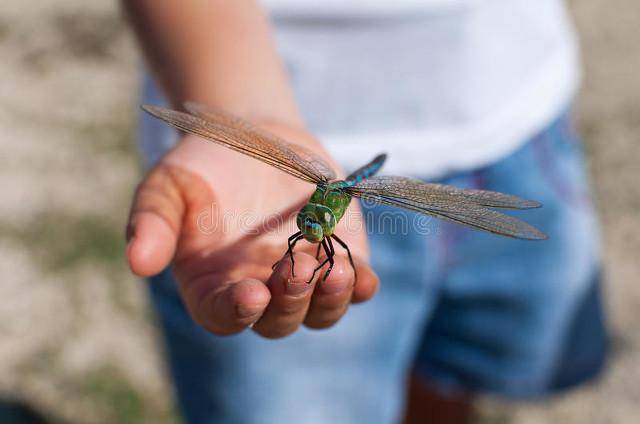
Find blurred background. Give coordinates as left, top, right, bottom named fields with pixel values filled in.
left=0, top=1, right=638, bottom=423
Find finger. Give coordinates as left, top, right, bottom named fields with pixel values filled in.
left=251, top=253, right=319, bottom=339
left=180, top=276, right=271, bottom=336
left=304, top=255, right=355, bottom=329
left=350, top=259, right=379, bottom=304
left=126, top=165, right=184, bottom=277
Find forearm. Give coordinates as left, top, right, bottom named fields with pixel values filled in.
left=122, top=0, right=303, bottom=127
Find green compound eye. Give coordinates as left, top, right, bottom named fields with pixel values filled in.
left=296, top=204, right=336, bottom=241
left=296, top=205, right=323, bottom=242
left=302, top=220, right=323, bottom=243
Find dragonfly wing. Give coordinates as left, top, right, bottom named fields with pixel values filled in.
left=346, top=176, right=541, bottom=209
left=345, top=176, right=547, bottom=240
left=142, top=104, right=336, bottom=184
left=183, top=102, right=337, bottom=182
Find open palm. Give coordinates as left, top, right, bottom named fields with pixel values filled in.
left=126, top=128, right=378, bottom=338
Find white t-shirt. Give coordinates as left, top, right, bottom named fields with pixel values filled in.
left=140, top=0, right=579, bottom=178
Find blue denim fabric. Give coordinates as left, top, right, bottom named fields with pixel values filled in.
left=148, top=112, right=607, bottom=424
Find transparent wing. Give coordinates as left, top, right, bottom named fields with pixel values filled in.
left=184, top=102, right=338, bottom=182
left=345, top=176, right=547, bottom=240
left=141, top=103, right=336, bottom=184
left=346, top=176, right=541, bottom=209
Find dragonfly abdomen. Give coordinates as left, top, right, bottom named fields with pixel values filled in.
left=345, top=153, right=387, bottom=185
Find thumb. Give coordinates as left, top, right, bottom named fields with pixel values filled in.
left=126, top=164, right=184, bottom=277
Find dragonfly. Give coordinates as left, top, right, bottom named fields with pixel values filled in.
left=142, top=102, right=547, bottom=284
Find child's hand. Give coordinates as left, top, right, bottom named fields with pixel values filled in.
left=126, top=126, right=378, bottom=338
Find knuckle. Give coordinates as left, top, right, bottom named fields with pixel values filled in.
left=276, top=300, right=306, bottom=316
left=312, top=294, right=348, bottom=310
left=305, top=305, right=348, bottom=329
left=188, top=286, right=244, bottom=336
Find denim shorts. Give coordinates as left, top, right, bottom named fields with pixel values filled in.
left=148, top=111, right=607, bottom=424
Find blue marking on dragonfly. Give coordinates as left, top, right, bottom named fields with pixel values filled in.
left=345, top=153, right=387, bottom=186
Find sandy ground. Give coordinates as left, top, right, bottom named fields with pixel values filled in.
left=0, top=1, right=638, bottom=423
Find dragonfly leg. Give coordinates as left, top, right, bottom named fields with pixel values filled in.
left=323, top=237, right=336, bottom=281
left=315, top=242, right=322, bottom=259
left=307, top=239, right=333, bottom=284
left=331, top=234, right=357, bottom=282
left=286, top=232, right=304, bottom=277
left=272, top=231, right=302, bottom=276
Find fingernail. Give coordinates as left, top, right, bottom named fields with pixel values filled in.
left=236, top=303, right=264, bottom=318
left=275, top=261, right=313, bottom=296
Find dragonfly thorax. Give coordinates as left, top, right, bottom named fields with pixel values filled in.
left=297, top=183, right=352, bottom=243
left=309, top=183, right=352, bottom=221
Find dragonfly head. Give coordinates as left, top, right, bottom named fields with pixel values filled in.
left=296, top=204, right=336, bottom=243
